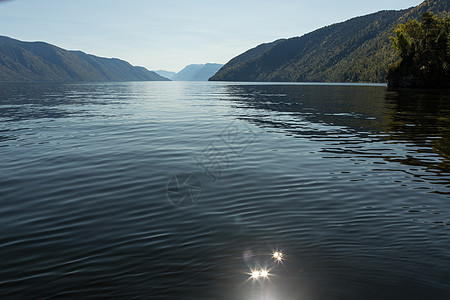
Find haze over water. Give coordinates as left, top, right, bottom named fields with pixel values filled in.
left=0, top=82, right=449, bottom=299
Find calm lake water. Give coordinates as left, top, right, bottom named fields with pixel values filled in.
left=0, top=81, right=449, bottom=299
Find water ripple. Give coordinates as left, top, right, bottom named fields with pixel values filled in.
left=0, top=82, right=449, bottom=299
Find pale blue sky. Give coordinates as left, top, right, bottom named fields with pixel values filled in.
left=0, top=0, right=421, bottom=72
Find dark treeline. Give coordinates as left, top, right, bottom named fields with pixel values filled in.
left=387, top=12, right=450, bottom=88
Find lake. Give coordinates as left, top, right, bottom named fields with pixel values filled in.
left=0, top=81, right=449, bottom=299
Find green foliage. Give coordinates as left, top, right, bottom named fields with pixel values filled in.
left=387, top=12, right=450, bottom=88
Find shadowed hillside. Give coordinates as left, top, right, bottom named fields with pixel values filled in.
left=0, top=36, right=168, bottom=82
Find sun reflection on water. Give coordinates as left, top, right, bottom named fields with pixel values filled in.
left=272, top=251, right=283, bottom=262
left=243, top=248, right=286, bottom=293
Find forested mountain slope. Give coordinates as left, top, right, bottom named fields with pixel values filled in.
left=210, top=0, right=450, bottom=83
left=0, top=36, right=168, bottom=82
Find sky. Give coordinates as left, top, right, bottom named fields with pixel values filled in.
left=0, top=0, right=422, bottom=72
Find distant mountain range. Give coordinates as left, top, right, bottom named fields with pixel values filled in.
left=153, top=70, right=177, bottom=80
left=0, top=36, right=168, bottom=82
left=158, top=63, right=223, bottom=81
left=210, top=0, right=450, bottom=83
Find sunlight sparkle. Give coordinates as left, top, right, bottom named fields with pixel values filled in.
left=273, top=251, right=283, bottom=261
left=251, top=271, right=260, bottom=279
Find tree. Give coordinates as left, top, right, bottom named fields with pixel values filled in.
left=387, top=12, right=450, bottom=88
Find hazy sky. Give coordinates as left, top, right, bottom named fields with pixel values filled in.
left=0, top=0, right=421, bottom=72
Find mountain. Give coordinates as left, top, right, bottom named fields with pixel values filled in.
left=153, top=70, right=176, bottom=80
left=0, top=36, right=169, bottom=82
left=172, top=63, right=224, bottom=81
left=210, top=0, right=450, bottom=83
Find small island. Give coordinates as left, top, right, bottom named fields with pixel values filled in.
left=387, top=12, right=450, bottom=89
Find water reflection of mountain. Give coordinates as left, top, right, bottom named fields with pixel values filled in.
left=0, top=82, right=128, bottom=147
left=224, top=84, right=389, bottom=134
left=0, top=82, right=130, bottom=123
left=384, top=89, right=450, bottom=174
left=224, top=84, right=450, bottom=193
